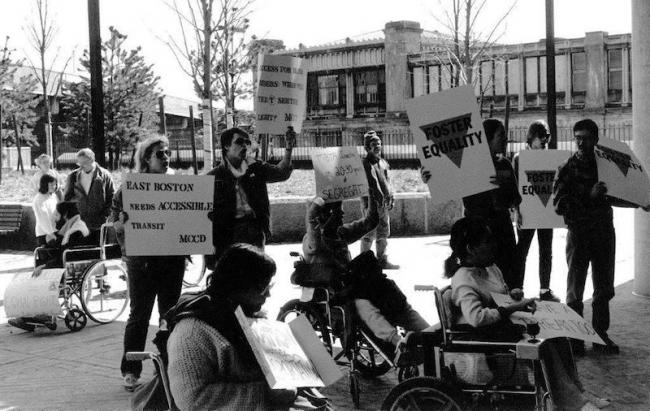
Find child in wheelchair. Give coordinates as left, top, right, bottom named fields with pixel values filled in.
left=446, top=215, right=598, bottom=410
left=301, top=196, right=429, bottom=364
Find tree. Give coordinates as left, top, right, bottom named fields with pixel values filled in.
left=59, top=27, right=160, bottom=169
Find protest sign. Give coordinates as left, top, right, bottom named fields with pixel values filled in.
left=311, top=146, right=369, bottom=202
left=406, top=85, right=496, bottom=204
left=235, top=307, right=343, bottom=389
left=4, top=269, right=63, bottom=318
left=122, top=173, right=213, bottom=256
left=594, top=137, right=650, bottom=208
left=491, top=293, right=605, bottom=345
left=517, top=150, right=570, bottom=229
left=255, top=54, right=307, bottom=137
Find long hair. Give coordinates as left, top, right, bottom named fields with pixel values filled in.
left=206, top=243, right=276, bottom=298
left=443, top=216, right=492, bottom=278
left=134, top=135, right=169, bottom=173
left=38, top=174, right=57, bottom=194
left=526, top=120, right=550, bottom=147
left=220, top=127, right=249, bottom=159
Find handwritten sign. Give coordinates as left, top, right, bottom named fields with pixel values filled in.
left=594, top=137, right=650, bottom=207
left=491, top=293, right=605, bottom=345
left=311, top=146, right=369, bottom=202
left=4, top=269, right=63, bottom=318
left=517, top=150, right=570, bottom=229
left=122, top=174, right=214, bottom=256
left=255, top=54, right=307, bottom=136
left=406, top=85, right=496, bottom=204
left=235, top=307, right=342, bottom=389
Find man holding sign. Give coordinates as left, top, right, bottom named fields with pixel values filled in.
left=208, top=127, right=296, bottom=263
left=553, top=119, right=649, bottom=356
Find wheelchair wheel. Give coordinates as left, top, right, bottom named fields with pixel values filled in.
left=80, top=260, right=129, bottom=324
left=64, top=308, right=87, bottom=332
left=183, top=254, right=206, bottom=287
left=353, top=331, right=392, bottom=378
left=381, top=377, right=465, bottom=411
left=277, top=299, right=332, bottom=353
left=349, top=370, right=361, bottom=409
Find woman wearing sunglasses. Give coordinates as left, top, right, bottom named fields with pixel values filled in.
left=109, top=135, right=187, bottom=391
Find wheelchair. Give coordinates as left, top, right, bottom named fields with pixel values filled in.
left=277, top=252, right=406, bottom=409
left=29, top=222, right=129, bottom=332
left=380, top=286, right=575, bottom=410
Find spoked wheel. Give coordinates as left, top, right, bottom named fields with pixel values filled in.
left=352, top=330, right=392, bottom=378
left=381, top=377, right=465, bottom=411
left=398, top=365, right=420, bottom=382
left=183, top=255, right=207, bottom=287
left=64, top=308, right=87, bottom=332
left=80, top=260, right=129, bottom=324
left=349, top=370, right=361, bottom=409
left=277, top=299, right=332, bottom=354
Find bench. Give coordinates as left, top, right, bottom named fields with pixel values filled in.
left=0, top=205, right=23, bottom=234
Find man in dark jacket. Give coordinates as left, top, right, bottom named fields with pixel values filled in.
left=207, top=127, right=295, bottom=264
left=64, top=148, right=115, bottom=245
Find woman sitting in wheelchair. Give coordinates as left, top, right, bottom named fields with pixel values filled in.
left=302, top=196, right=429, bottom=361
left=37, top=201, right=91, bottom=268
left=446, top=216, right=598, bottom=410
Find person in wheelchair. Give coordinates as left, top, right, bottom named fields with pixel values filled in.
left=302, top=196, right=429, bottom=362
left=446, top=216, right=598, bottom=410
left=166, top=244, right=330, bottom=410
left=36, top=201, right=92, bottom=268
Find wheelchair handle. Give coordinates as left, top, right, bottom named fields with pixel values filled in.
left=414, top=284, right=435, bottom=291
left=125, top=351, right=155, bottom=361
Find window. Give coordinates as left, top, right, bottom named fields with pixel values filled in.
left=571, top=52, right=587, bottom=104
left=429, top=65, right=440, bottom=93
left=318, top=75, right=341, bottom=105
left=412, top=66, right=426, bottom=97
left=608, top=48, right=623, bottom=103
left=306, top=71, right=346, bottom=117
left=354, top=68, right=386, bottom=113
left=525, top=57, right=539, bottom=106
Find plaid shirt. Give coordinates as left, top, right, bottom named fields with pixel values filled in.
left=553, top=152, right=612, bottom=228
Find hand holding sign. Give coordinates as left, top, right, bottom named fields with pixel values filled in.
left=285, top=126, right=297, bottom=151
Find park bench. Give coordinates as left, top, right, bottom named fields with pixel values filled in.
left=0, top=205, right=23, bottom=234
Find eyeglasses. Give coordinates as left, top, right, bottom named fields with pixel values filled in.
left=154, top=149, right=171, bottom=159
left=259, top=281, right=274, bottom=296
left=234, top=138, right=252, bottom=146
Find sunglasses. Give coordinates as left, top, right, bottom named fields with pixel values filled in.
left=234, top=138, right=252, bottom=146
left=154, top=149, right=171, bottom=159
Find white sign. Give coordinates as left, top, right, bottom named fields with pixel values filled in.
left=311, top=146, right=369, bottom=202
left=4, top=269, right=63, bottom=318
left=517, top=150, right=571, bottom=229
left=491, top=293, right=605, bottom=345
left=594, top=137, right=650, bottom=208
left=255, top=54, right=307, bottom=135
left=406, top=86, right=496, bottom=204
left=122, top=173, right=214, bottom=256
left=235, top=307, right=343, bottom=389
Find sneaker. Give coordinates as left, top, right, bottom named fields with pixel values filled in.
left=379, top=259, right=400, bottom=270
left=8, top=318, right=35, bottom=332
left=123, top=373, right=140, bottom=392
left=539, top=289, right=561, bottom=302
left=570, top=338, right=586, bottom=357
left=593, top=336, right=620, bottom=355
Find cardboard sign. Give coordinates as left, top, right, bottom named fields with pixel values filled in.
left=4, top=269, right=63, bottom=318
left=491, top=293, right=605, bottom=345
left=311, top=146, right=369, bottom=202
left=594, top=137, right=650, bottom=207
left=235, top=307, right=343, bottom=389
left=122, top=174, right=214, bottom=256
left=406, top=86, right=496, bottom=204
left=517, top=150, right=571, bottom=229
left=255, top=54, right=307, bottom=135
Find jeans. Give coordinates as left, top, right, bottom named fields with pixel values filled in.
left=355, top=298, right=429, bottom=345
left=120, top=255, right=186, bottom=377
left=360, top=204, right=390, bottom=259
left=565, top=222, right=616, bottom=337
left=514, top=228, right=553, bottom=290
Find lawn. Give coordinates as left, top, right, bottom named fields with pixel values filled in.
left=0, top=167, right=428, bottom=203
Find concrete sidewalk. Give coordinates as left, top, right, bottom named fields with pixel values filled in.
left=1, top=208, right=649, bottom=409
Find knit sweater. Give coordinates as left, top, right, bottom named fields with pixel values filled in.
left=451, top=264, right=509, bottom=328
left=167, top=317, right=288, bottom=411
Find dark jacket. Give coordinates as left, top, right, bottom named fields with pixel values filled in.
left=361, top=156, right=391, bottom=208
left=208, top=160, right=292, bottom=257
left=64, top=165, right=115, bottom=230
left=463, top=156, right=521, bottom=218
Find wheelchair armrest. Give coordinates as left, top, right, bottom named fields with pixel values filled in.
left=125, top=351, right=157, bottom=361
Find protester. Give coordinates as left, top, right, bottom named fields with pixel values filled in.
left=360, top=130, right=399, bottom=269
left=446, top=216, right=598, bottom=411
left=207, top=126, right=295, bottom=265
left=64, top=148, right=115, bottom=245
left=30, top=153, right=63, bottom=200
left=302, top=197, right=429, bottom=358
left=553, top=119, right=648, bottom=355
left=423, top=118, right=521, bottom=289
left=109, top=135, right=186, bottom=391
left=33, top=174, right=59, bottom=246
left=167, top=243, right=328, bottom=411
left=513, top=120, right=559, bottom=301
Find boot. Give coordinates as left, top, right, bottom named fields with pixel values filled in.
left=379, top=255, right=400, bottom=270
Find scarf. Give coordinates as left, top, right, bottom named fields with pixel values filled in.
left=226, top=156, right=249, bottom=178
left=58, top=214, right=90, bottom=245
